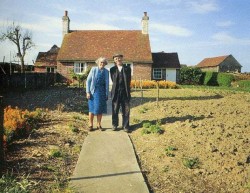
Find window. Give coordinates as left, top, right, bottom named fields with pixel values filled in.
left=46, top=67, right=55, bottom=73
left=74, top=63, right=87, bottom=74
left=153, top=68, right=162, bottom=79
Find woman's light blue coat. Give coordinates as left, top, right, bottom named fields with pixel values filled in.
left=86, top=67, right=109, bottom=97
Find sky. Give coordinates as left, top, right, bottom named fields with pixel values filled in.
left=0, top=0, right=250, bottom=72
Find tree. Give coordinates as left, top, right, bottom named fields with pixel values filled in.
left=0, top=22, right=35, bottom=73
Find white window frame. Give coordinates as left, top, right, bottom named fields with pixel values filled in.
left=153, top=68, right=162, bottom=79
left=46, top=67, right=56, bottom=73
left=74, top=62, right=87, bottom=74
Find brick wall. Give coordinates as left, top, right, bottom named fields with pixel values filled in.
left=133, top=63, right=152, bottom=80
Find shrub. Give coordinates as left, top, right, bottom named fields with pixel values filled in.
left=201, top=72, right=219, bottom=86
left=201, top=72, right=235, bottom=87
left=3, top=106, right=45, bottom=145
left=217, top=73, right=235, bottom=87
left=180, top=67, right=203, bottom=85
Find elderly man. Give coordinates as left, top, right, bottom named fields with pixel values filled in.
left=110, top=54, right=131, bottom=132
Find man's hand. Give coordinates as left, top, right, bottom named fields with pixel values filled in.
left=86, top=93, right=91, bottom=99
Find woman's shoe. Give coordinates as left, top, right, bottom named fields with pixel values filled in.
left=98, top=126, right=104, bottom=131
left=88, top=126, right=94, bottom=131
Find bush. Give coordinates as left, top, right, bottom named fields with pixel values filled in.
left=180, top=67, right=203, bottom=85
left=201, top=72, right=235, bottom=87
left=3, top=106, right=45, bottom=145
left=217, top=73, right=235, bottom=87
left=201, top=72, right=219, bottom=86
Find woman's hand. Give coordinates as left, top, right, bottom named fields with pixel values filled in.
left=86, top=93, right=91, bottom=99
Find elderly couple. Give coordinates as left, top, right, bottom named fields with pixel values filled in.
left=86, top=54, right=131, bottom=133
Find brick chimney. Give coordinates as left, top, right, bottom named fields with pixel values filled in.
left=141, top=12, right=149, bottom=34
left=62, top=10, right=70, bottom=38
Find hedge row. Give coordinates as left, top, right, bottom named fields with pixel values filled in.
left=180, top=67, right=235, bottom=87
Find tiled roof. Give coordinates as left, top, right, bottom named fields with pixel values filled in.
left=57, top=30, right=152, bottom=63
left=196, top=55, right=229, bottom=68
left=34, top=45, right=60, bottom=67
left=152, top=52, right=181, bottom=68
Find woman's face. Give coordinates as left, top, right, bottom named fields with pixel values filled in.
left=98, top=61, right=106, bottom=69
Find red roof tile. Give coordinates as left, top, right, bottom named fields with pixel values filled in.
left=197, top=55, right=229, bottom=68
left=57, top=30, right=152, bottom=63
left=34, top=45, right=60, bottom=67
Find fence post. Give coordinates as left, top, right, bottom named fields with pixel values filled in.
left=140, top=78, right=143, bottom=104
left=0, top=96, right=4, bottom=176
left=156, top=81, right=159, bottom=107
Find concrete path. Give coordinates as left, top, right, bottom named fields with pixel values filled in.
left=70, top=99, right=149, bottom=193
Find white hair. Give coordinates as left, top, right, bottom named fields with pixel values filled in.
left=95, top=57, right=108, bottom=65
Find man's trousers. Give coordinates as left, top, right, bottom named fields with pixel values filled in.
left=112, top=96, right=130, bottom=129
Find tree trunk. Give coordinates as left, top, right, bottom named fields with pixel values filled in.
left=20, top=57, right=25, bottom=73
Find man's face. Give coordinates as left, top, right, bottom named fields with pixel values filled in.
left=114, top=56, right=123, bottom=66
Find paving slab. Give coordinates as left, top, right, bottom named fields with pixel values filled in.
left=70, top=98, right=149, bottom=193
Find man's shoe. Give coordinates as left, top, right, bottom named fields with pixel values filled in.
left=112, top=126, right=118, bottom=131
left=123, top=128, right=130, bottom=133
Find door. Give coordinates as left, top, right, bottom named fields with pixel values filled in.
left=166, top=69, right=176, bottom=82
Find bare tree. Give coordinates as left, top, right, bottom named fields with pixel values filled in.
left=0, top=22, right=35, bottom=73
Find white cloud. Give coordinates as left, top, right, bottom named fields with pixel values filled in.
left=216, top=20, right=234, bottom=27
left=212, top=32, right=250, bottom=45
left=151, top=22, right=192, bottom=37
left=187, top=0, right=219, bottom=14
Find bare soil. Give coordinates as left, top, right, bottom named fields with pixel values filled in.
left=2, top=86, right=89, bottom=192
left=2, top=86, right=250, bottom=193
left=130, top=88, right=250, bottom=193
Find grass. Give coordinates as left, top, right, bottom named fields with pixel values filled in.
left=0, top=172, right=35, bottom=193
left=180, top=84, right=250, bottom=93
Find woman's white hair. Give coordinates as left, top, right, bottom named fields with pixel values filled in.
left=95, top=57, right=108, bottom=65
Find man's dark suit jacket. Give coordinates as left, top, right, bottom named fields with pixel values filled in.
left=110, top=65, right=131, bottom=101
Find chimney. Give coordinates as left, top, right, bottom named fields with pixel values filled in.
left=62, top=10, right=70, bottom=38
left=141, top=12, right=149, bottom=35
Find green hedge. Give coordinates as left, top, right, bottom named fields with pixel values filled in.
left=217, top=73, right=235, bottom=87
left=200, top=72, right=234, bottom=87
left=201, top=72, right=218, bottom=86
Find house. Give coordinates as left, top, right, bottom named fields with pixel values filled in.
left=196, top=55, right=242, bottom=73
left=56, top=11, right=180, bottom=83
left=57, top=11, right=152, bottom=82
left=34, top=45, right=59, bottom=73
left=151, top=52, right=181, bottom=83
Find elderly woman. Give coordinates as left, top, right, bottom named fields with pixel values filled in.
left=86, top=57, right=109, bottom=131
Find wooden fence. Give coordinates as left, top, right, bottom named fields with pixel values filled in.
left=0, top=73, right=56, bottom=89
